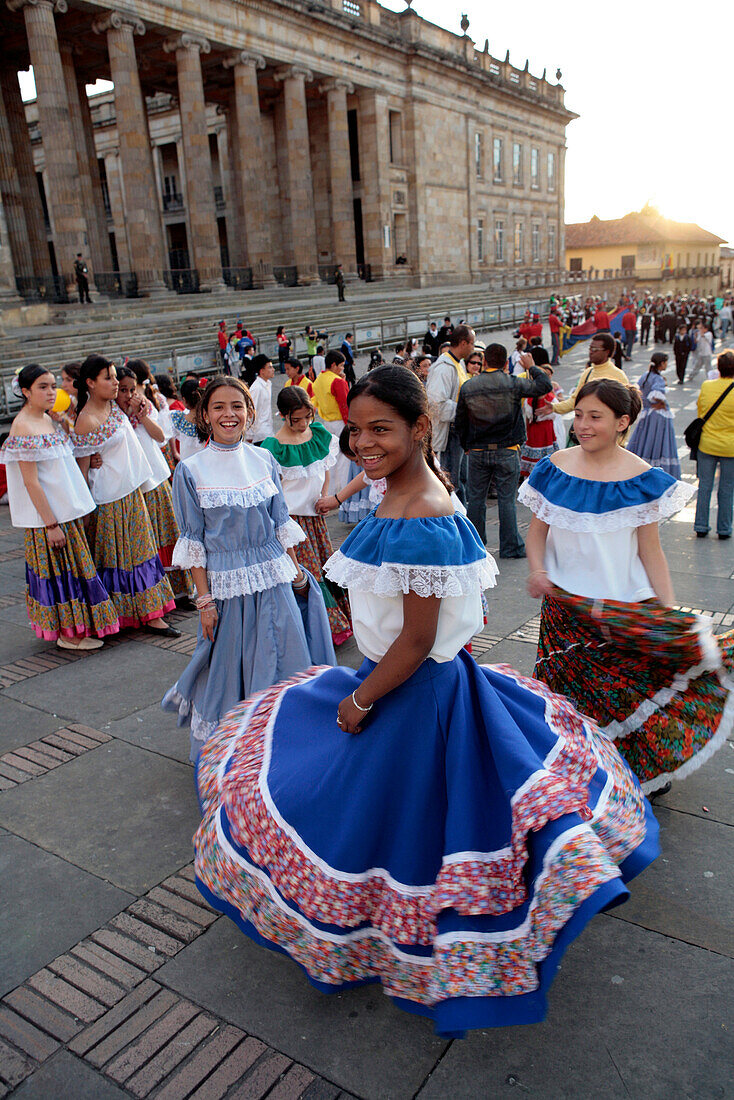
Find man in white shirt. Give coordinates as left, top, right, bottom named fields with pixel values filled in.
left=312, top=345, right=326, bottom=375
left=247, top=355, right=274, bottom=443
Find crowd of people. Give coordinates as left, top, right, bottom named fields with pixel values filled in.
left=0, top=286, right=732, bottom=1039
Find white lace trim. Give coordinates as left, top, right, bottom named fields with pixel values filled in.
left=208, top=555, right=297, bottom=599
left=164, top=688, right=219, bottom=745
left=191, top=705, right=220, bottom=745
left=1, top=439, right=71, bottom=464
left=601, top=615, right=725, bottom=743
left=172, top=536, right=207, bottom=569
left=518, top=478, right=694, bottom=532
left=197, top=479, right=277, bottom=510
left=276, top=518, right=306, bottom=550
left=324, top=550, right=499, bottom=597
left=277, top=437, right=339, bottom=483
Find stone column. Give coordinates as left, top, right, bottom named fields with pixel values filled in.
left=0, top=189, right=21, bottom=301
left=164, top=34, right=224, bottom=290
left=0, top=74, right=33, bottom=281
left=9, top=0, right=92, bottom=292
left=0, top=68, right=49, bottom=280
left=76, top=71, right=114, bottom=274
left=320, top=79, right=357, bottom=276
left=223, top=96, right=246, bottom=270
left=103, top=150, right=131, bottom=270
left=59, top=44, right=113, bottom=279
left=357, top=89, right=391, bottom=280
left=274, top=66, right=319, bottom=285
left=224, top=52, right=274, bottom=285
left=93, top=10, right=168, bottom=293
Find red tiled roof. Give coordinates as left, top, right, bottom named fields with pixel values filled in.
left=565, top=212, right=725, bottom=249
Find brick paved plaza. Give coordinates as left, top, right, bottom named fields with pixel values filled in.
left=0, top=329, right=732, bottom=1098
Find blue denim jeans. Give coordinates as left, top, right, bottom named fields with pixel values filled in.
left=466, top=448, right=525, bottom=556
left=624, top=330, right=635, bottom=357
left=439, top=425, right=467, bottom=504
left=551, top=333, right=560, bottom=365
left=694, top=450, right=734, bottom=536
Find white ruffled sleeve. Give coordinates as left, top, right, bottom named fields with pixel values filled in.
left=171, top=462, right=207, bottom=568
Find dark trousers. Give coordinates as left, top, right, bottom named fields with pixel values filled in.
left=438, top=425, right=466, bottom=504
left=674, top=352, right=689, bottom=383
left=337, top=285, right=345, bottom=301
left=640, top=319, right=651, bottom=345
left=466, top=447, right=524, bottom=557
left=77, top=275, right=90, bottom=303
left=278, top=347, right=288, bottom=374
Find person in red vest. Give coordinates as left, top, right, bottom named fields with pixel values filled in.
left=593, top=303, right=611, bottom=332
left=548, top=308, right=562, bottom=365
left=621, top=307, right=638, bottom=360
left=528, top=313, right=543, bottom=340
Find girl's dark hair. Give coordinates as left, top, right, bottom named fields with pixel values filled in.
left=286, top=357, right=302, bottom=372
left=180, top=378, right=201, bottom=409
left=115, top=364, right=136, bottom=382
left=276, top=385, right=314, bottom=421
left=575, top=378, right=642, bottom=428
left=77, top=354, right=114, bottom=414
left=61, top=361, right=81, bottom=385
left=347, top=364, right=453, bottom=492
left=324, top=350, right=345, bottom=371
left=717, top=349, right=734, bottom=378
left=18, top=363, right=53, bottom=402
left=649, top=352, right=668, bottom=373
left=155, top=373, right=177, bottom=400
left=194, top=375, right=255, bottom=442
left=338, top=424, right=355, bottom=460
left=126, top=358, right=157, bottom=404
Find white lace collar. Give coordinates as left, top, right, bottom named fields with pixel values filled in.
left=182, top=440, right=278, bottom=509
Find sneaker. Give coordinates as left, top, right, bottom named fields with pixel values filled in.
left=57, top=636, right=104, bottom=651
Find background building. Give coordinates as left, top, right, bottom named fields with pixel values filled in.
left=565, top=207, right=724, bottom=297
left=0, top=0, right=575, bottom=300
left=719, top=247, right=733, bottom=292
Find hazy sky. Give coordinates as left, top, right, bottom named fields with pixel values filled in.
left=381, top=0, right=733, bottom=244
left=18, top=0, right=733, bottom=245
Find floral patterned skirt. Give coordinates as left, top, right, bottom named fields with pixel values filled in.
left=293, top=514, right=352, bottom=645
left=24, top=518, right=120, bottom=641
left=534, top=587, right=734, bottom=792
left=89, top=488, right=176, bottom=628
left=144, top=481, right=194, bottom=599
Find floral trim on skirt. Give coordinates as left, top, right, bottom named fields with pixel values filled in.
left=293, top=513, right=352, bottom=645
left=519, top=440, right=559, bottom=480
left=534, top=587, right=734, bottom=792
left=24, top=518, right=120, bottom=641
left=89, top=488, right=176, bottom=628
left=144, top=481, right=194, bottom=598
left=193, top=652, right=658, bottom=1036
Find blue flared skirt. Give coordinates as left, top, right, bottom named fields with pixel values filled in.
left=627, top=409, right=681, bottom=478
left=194, top=650, right=658, bottom=1037
left=163, top=572, right=335, bottom=761
left=338, top=460, right=373, bottom=525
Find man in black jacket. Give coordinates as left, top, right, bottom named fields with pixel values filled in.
left=456, top=343, right=552, bottom=556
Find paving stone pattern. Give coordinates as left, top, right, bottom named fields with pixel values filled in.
left=0, top=333, right=732, bottom=1097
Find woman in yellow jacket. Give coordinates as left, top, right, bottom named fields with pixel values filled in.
left=311, top=350, right=351, bottom=495
left=694, top=350, right=734, bottom=539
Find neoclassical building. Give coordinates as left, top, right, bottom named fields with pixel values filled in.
left=0, top=0, right=575, bottom=299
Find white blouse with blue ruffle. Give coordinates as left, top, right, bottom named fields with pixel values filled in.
left=519, top=457, right=695, bottom=602
left=324, top=511, right=498, bottom=663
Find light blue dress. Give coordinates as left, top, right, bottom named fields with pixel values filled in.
left=161, top=440, right=335, bottom=760
left=628, top=372, right=681, bottom=478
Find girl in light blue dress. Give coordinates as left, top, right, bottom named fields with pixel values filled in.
left=162, top=376, right=334, bottom=761
left=628, top=352, right=681, bottom=478
left=193, top=366, right=658, bottom=1038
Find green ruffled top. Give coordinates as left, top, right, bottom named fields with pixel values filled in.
left=260, top=422, right=338, bottom=481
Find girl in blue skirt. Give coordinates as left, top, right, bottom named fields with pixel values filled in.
left=193, top=365, right=659, bottom=1038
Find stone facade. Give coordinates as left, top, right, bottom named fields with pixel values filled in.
left=1, top=0, right=575, bottom=297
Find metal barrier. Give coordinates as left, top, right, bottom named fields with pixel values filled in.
left=94, top=271, right=139, bottom=298
left=223, top=267, right=254, bottom=291
left=273, top=266, right=298, bottom=287
left=15, top=275, right=68, bottom=303
left=163, top=269, right=200, bottom=294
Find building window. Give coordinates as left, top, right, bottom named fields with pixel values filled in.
left=514, top=221, right=524, bottom=264
left=475, top=131, right=483, bottom=179
left=477, top=218, right=484, bottom=263
left=495, top=218, right=505, bottom=262
left=343, top=0, right=361, bottom=15
left=530, top=147, right=539, bottom=189
left=547, top=151, right=556, bottom=192
left=532, top=223, right=540, bottom=263
left=493, top=137, right=503, bottom=183
left=569, top=257, right=583, bottom=272
left=621, top=254, right=636, bottom=270
left=512, top=142, right=523, bottom=186
left=388, top=111, right=403, bottom=165
left=548, top=223, right=556, bottom=262
left=347, top=108, right=360, bottom=182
